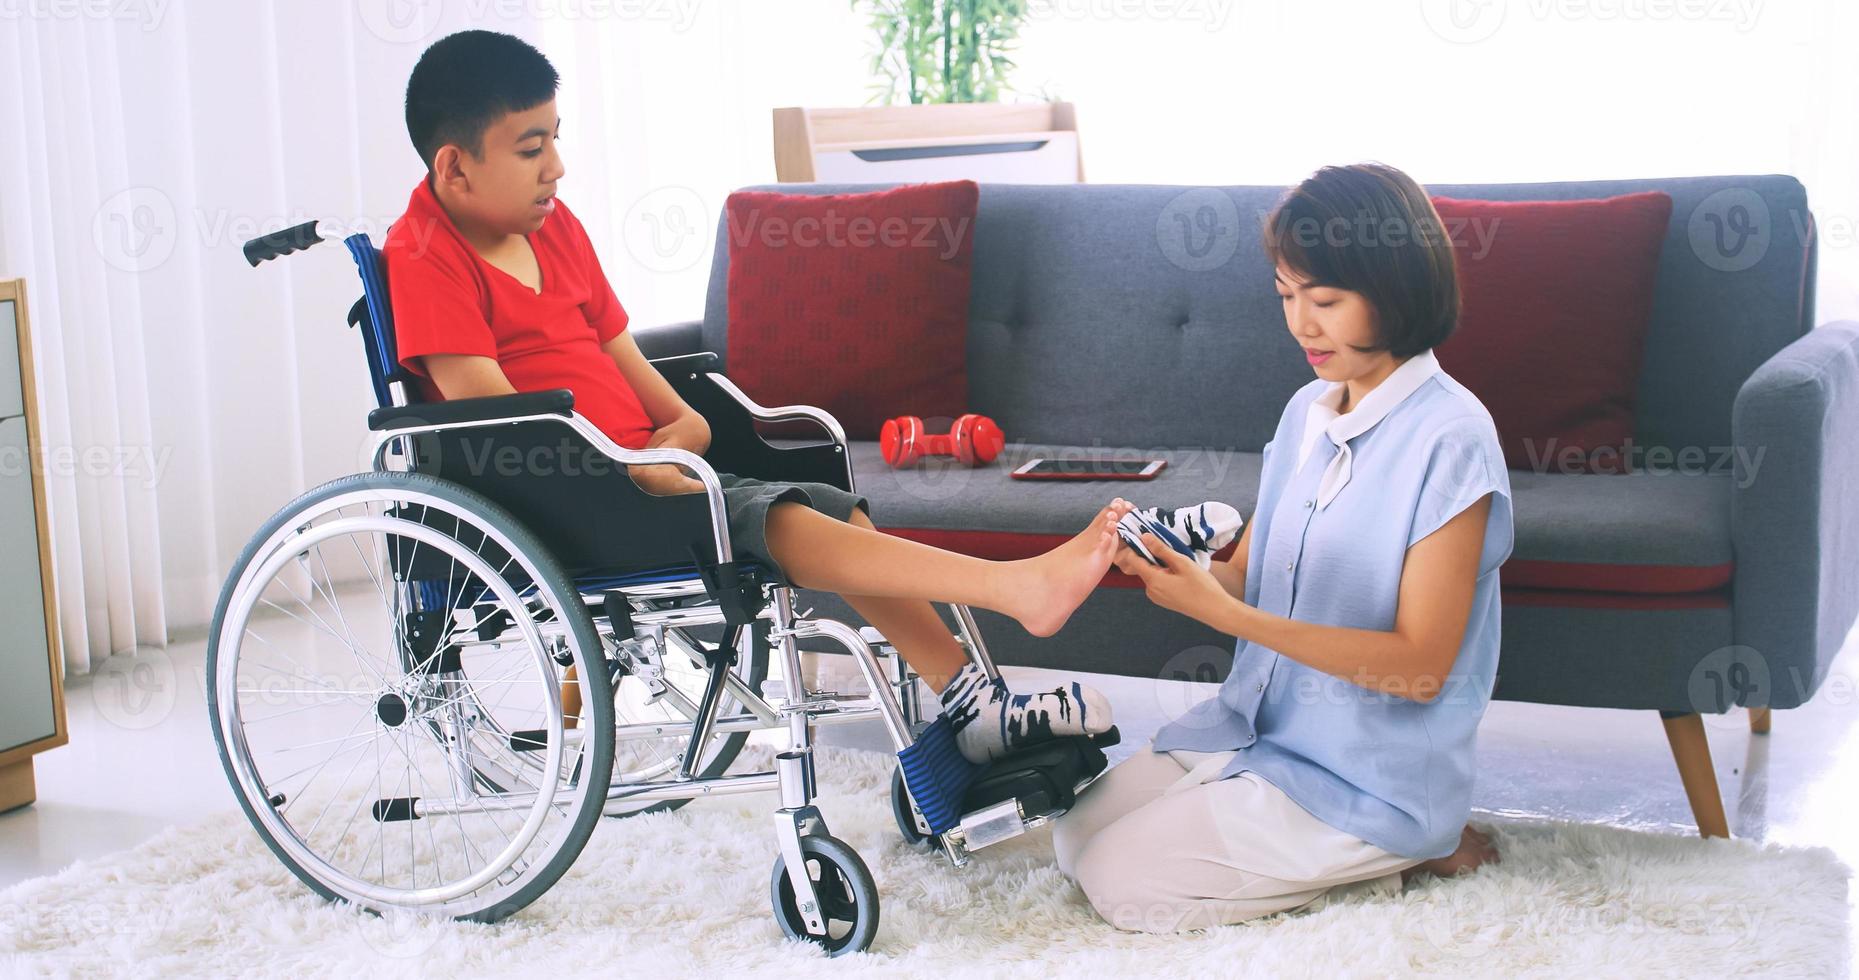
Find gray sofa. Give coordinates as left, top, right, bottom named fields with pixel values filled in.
left=638, top=176, right=1859, bottom=838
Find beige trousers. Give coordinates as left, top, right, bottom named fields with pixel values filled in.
left=1051, top=745, right=1422, bottom=933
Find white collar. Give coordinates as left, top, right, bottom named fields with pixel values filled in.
left=1294, top=348, right=1442, bottom=509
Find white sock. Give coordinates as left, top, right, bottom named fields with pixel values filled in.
left=1125, top=501, right=1244, bottom=569
left=937, top=663, right=1113, bottom=765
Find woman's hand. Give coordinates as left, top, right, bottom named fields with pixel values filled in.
left=1116, top=532, right=1239, bottom=627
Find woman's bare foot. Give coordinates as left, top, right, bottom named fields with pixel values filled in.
left=1402, top=824, right=1499, bottom=884
left=1002, top=500, right=1132, bottom=637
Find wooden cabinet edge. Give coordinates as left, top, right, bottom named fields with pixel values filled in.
left=0, top=278, right=69, bottom=778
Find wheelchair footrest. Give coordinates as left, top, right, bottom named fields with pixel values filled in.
left=895, top=716, right=978, bottom=836
left=960, top=726, right=1116, bottom=818
left=897, top=719, right=1120, bottom=839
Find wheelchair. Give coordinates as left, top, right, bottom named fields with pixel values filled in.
left=209, top=220, right=1117, bottom=955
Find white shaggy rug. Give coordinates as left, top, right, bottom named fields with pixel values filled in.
left=1, top=745, right=1849, bottom=978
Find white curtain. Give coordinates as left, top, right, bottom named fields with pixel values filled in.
left=0, top=2, right=552, bottom=671
left=2, top=0, right=1853, bottom=671
left=1, top=11, right=172, bottom=673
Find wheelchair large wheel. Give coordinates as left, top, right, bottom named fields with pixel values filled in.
left=207, top=471, right=616, bottom=922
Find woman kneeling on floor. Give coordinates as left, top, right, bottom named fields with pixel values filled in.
left=1054, top=162, right=1513, bottom=933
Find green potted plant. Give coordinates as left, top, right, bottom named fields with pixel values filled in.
left=854, top=0, right=1030, bottom=104
left=773, top=2, right=1080, bottom=182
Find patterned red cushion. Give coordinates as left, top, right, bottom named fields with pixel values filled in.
left=1432, top=192, right=1672, bottom=473
left=724, top=181, right=979, bottom=439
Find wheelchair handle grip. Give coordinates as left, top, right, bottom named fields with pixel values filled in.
left=243, top=220, right=325, bottom=267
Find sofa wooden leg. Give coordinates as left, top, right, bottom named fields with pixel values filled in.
left=1748, top=707, right=1772, bottom=735
left=1660, top=711, right=1730, bottom=838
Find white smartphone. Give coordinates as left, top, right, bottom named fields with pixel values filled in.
left=1010, top=457, right=1167, bottom=481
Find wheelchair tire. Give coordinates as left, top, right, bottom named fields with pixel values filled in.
left=207, top=471, right=616, bottom=923
left=769, top=834, right=880, bottom=956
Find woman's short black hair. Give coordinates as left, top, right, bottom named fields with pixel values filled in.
left=1261, top=163, right=1460, bottom=358
left=405, top=30, right=559, bottom=170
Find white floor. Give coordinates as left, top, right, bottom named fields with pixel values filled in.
left=7, top=620, right=1858, bottom=929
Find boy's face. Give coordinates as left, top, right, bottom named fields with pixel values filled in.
left=434, top=98, right=565, bottom=237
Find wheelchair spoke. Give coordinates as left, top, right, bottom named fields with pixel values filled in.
left=237, top=687, right=376, bottom=699
left=306, top=542, right=386, bottom=684
left=240, top=696, right=377, bottom=726
left=238, top=626, right=362, bottom=698
left=265, top=714, right=377, bottom=796
left=273, top=568, right=379, bottom=675
left=258, top=592, right=389, bottom=691
left=267, top=724, right=391, bottom=758
left=300, top=719, right=383, bottom=842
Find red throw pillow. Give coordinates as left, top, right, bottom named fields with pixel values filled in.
left=724, top=181, right=979, bottom=440
left=1431, top=191, right=1672, bottom=473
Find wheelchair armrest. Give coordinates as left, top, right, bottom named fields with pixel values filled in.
left=649, top=353, right=856, bottom=492
left=705, top=373, right=850, bottom=448
left=368, top=389, right=575, bottom=432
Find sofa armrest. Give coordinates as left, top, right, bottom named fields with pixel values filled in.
left=1730, top=320, right=1859, bottom=708
left=631, top=319, right=706, bottom=360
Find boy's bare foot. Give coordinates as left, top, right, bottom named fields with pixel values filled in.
left=1402, top=824, right=1498, bottom=884
left=1004, top=501, right=1131, bottom=637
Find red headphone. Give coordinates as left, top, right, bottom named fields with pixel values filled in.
left=880, top=414, right=1005, bottom=468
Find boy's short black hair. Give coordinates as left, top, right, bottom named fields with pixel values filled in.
left=405, top=30, right=559, bottom=169
left=1261, top=163, right=1460, bottom=358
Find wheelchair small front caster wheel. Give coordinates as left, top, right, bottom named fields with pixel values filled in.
left=769, top=834, right=879, bottom=956
left=889, top=768, right=941, bottom=849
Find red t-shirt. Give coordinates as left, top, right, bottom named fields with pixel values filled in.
left=383, top=178, right=656, bottom=449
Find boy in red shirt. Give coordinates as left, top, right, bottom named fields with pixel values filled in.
left=386, top=30, right=1123, bottom=764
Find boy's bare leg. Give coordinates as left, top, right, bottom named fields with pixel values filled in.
left=831, top=508, right=972, bottom=693
left=770, top=501, right=1133, bottom=763
left=570, top=503, right=1125, bottom=733
left=764, top=500, right=1126, bottom=639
